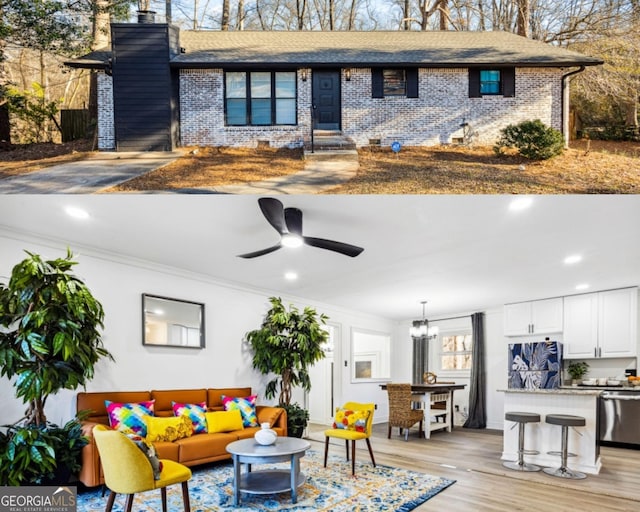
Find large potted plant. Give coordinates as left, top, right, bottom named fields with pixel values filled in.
left=245, top=297, right=328, bottom=437
left=0, top=249, right=114, bottom=485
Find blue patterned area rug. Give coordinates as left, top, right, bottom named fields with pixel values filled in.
left=77, top=449, right=455, bottom=511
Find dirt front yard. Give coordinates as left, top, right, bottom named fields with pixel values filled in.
left=1, top=139, right=638, bottom=194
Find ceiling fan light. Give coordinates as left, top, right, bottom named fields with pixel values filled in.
left=281, top=233, right=303, bottom=248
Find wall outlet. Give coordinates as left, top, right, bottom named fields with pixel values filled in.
left=374, top=404, right=378, bottom=410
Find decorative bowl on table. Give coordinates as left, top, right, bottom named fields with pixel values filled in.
left=582, top=378, right=597, bottom=386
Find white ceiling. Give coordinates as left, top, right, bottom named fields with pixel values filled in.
left=1, top=195, right=639, bottom=321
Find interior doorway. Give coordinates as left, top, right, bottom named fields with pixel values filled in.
left=307, top=324, right=340, bottom=424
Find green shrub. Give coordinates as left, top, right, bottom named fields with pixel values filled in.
left=494, top=119, right=564, bottom=160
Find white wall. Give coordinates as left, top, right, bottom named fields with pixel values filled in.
left=0, top=232, right=394, bottom=427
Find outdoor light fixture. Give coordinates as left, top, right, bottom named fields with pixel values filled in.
left=345, top=68, right=352, bottom=81
left=301, top=69, right=308, bottom=82
left=410, top=301, right=439, bottom=339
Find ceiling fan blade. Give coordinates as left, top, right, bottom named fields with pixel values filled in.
left=303, top=237, right=364, bottom=257
left=237, top=244, right=282, bottom=259
left=258, top=198, right=287, bottom=235
left=284, top=207, right=303, bottom=236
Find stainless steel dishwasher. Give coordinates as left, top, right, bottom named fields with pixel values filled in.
left=599, top=390, right=640, bottom=445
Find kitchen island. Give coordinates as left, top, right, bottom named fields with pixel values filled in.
left=499, top=388, right=601, bottom=474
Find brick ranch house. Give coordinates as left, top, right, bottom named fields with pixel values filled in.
left=68, top=23, right=602, bottom=152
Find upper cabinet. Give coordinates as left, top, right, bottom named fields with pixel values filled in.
left=504, top=297, right=564, bottom=336
left=564, top=287, right=638, bottom=359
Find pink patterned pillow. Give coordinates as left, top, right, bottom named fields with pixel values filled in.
left=172, top=401, right=207, bottom=434
left=221, top=395, right=258, bottom=427
left=105, top=400, right=155, bottom=437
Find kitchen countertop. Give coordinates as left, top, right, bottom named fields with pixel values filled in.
left=498, top=388, right=603, bottom=395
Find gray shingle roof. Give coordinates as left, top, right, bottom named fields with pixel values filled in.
left=66, top=29, right=603, bottom=69
left=174, top=30, right=603, bottom=68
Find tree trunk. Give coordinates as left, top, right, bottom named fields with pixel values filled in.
left=236, top=0, right=245, bottom=29
left=329, top=0, right=334, bottom=29
left=516, top=0, right=529, bottom=37
left=221, top=0, right=230, bottom=30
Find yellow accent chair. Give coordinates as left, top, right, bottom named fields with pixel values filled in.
left=323, top=402, right=376, bottom=476
left=93, top=425, right=192, bottom=512
left=386, top=383, right=424, bottom=441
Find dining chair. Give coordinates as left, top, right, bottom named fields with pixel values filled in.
left=386, top=383, right=424, bottom=441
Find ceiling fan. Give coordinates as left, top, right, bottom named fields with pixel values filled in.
left=237, top=198, right=364, bottom=259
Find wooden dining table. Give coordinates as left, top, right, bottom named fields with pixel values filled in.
left=379, top=383, right=467, bottom=432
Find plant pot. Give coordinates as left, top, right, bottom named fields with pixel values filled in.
left=288, top=425, right=305, bottom=438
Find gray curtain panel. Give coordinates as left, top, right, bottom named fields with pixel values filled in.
left=412, top=333, right=428, bottom=384
left=463, top=312, right=486, bottom=429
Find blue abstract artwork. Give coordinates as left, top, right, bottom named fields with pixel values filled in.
left=508, top=341, right=562, bottom=390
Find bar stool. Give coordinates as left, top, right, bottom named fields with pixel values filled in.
left=503, top=411, right=541, bottom=472
left=543, top=414, right=587, bottom=479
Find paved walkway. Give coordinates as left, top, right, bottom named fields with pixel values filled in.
left=0, top=151, right=182, bottom=194
left=0, top=148, right=358, bottom=194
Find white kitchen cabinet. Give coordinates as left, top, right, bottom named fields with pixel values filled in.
left=504, top=297, right=563, bottom=336
left=563, top=287, right=638, bottom=359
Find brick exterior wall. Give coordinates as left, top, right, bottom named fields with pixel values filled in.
left=97, top=71, right=115, bottom=150
left=179, top=69, right=312, bottom=148
left=341, top=67, right=562, bottom=146
left=97, top=66, right=563, bottom=149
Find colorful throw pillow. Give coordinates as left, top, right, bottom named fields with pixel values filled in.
left=333, top=408, right=369, bottom=432
left=205, top=410, right=244, bottom=433
left=145, top=415, right=193, bottom=443
left=172, top=402, right=207, bottom=434
left=128, top=435, right=163, bottom=480
left=105, top=400, right=155, bottom=437
left=221, top=395, right=258, bottom=427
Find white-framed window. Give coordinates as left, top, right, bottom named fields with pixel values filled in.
left=436, top=330, right=473, bottom=375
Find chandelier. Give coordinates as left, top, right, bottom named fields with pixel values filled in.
left=410, top=301, right=439, bottom=339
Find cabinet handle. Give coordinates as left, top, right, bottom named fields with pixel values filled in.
left=599, top=347, right=602, bottom=358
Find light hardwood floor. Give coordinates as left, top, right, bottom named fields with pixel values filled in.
left=307, top=422, right=640, bottom=511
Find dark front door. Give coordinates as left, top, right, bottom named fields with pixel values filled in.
left=312, top=70, right=341, bottom=130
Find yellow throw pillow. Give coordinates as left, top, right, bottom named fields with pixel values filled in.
left=206, top=410, right=243, bottom=433
left=145, top=415, right=193, bottom=443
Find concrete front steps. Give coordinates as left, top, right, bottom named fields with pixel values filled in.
left=307, top=130, right=357, bottom=151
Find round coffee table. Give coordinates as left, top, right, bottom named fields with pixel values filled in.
left=226, top=437, right=311, bottom=506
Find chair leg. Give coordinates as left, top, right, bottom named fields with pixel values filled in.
left=419, top=420, right=423, bottom=439
left=324, top=436, right=329, bottom=467
left=105, top=491, right=116, bottom=512
left=161, top=487, right=167, bottom=512
left=366, top=438, right=376, bottom=467
left=345, top=440, right=349, bottom=461
left=387, top=424, right=391, bottom=439
left=125, top=494, right=134, bottom=512
left=351, top=440, right=356, bottom=476
left=181, top=481, right=191, bottom=512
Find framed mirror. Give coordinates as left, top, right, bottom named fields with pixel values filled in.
left=351, top=328, right=391, bottom=382
left=142, top=294, right=205, bottom=348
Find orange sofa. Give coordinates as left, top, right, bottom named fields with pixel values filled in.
left=76, top=387, right=287, bottom=487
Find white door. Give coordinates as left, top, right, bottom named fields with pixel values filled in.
left=307, top=324, right=340, bottom=424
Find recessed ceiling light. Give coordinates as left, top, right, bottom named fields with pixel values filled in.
left=509, top=197, right=533, bottom=211
left=284, top=271, right=298, bottom=281
left=575, top=283, right=590, bottom=291
left=281, top=234, right=303, bottom=248
left=65, top=206, right=90, bottom=220
left=564, top=254, right=583, bottom=265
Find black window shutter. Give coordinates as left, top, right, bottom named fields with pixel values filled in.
left=372, top=68, right=384, bottom=98
left=502, top=67, right=516, bottom=97
left=468, top=68, right=481, bottom=98
left=406, top=68, right=419, bottom=98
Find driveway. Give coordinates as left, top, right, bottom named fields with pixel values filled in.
left=0, top=151, right=182, bottom=194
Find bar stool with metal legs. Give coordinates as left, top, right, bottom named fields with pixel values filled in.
left=503, top=411, right=541, bottom=472
left=543, top=414, right=587, bottom=479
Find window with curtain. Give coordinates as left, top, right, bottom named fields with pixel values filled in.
left=372, top=68, right=419, bottom=98
left=437, top=331, right=473, bottom=374
left=225, top=71, right=297, bottom=126
left=383, top=69, right=406, bottom=96
left=480, top=70, right=501, bottom=95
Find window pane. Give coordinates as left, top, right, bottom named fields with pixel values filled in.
left=276, top=72, right=296, bottom=98
left=383, top=69, right=406, bottom=96
left=276, top=98, right=296, bottom=124
left=251, top=72, right=271, bottom=98
left=442, top=354, right=472, bottom=370
left=226, top=72, right=246, bottom=98
left=480, top=70, right=501, bottom=95
left=226, top=99, right=246, bottom=125
left=251, top=98, right=271, bottom=125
